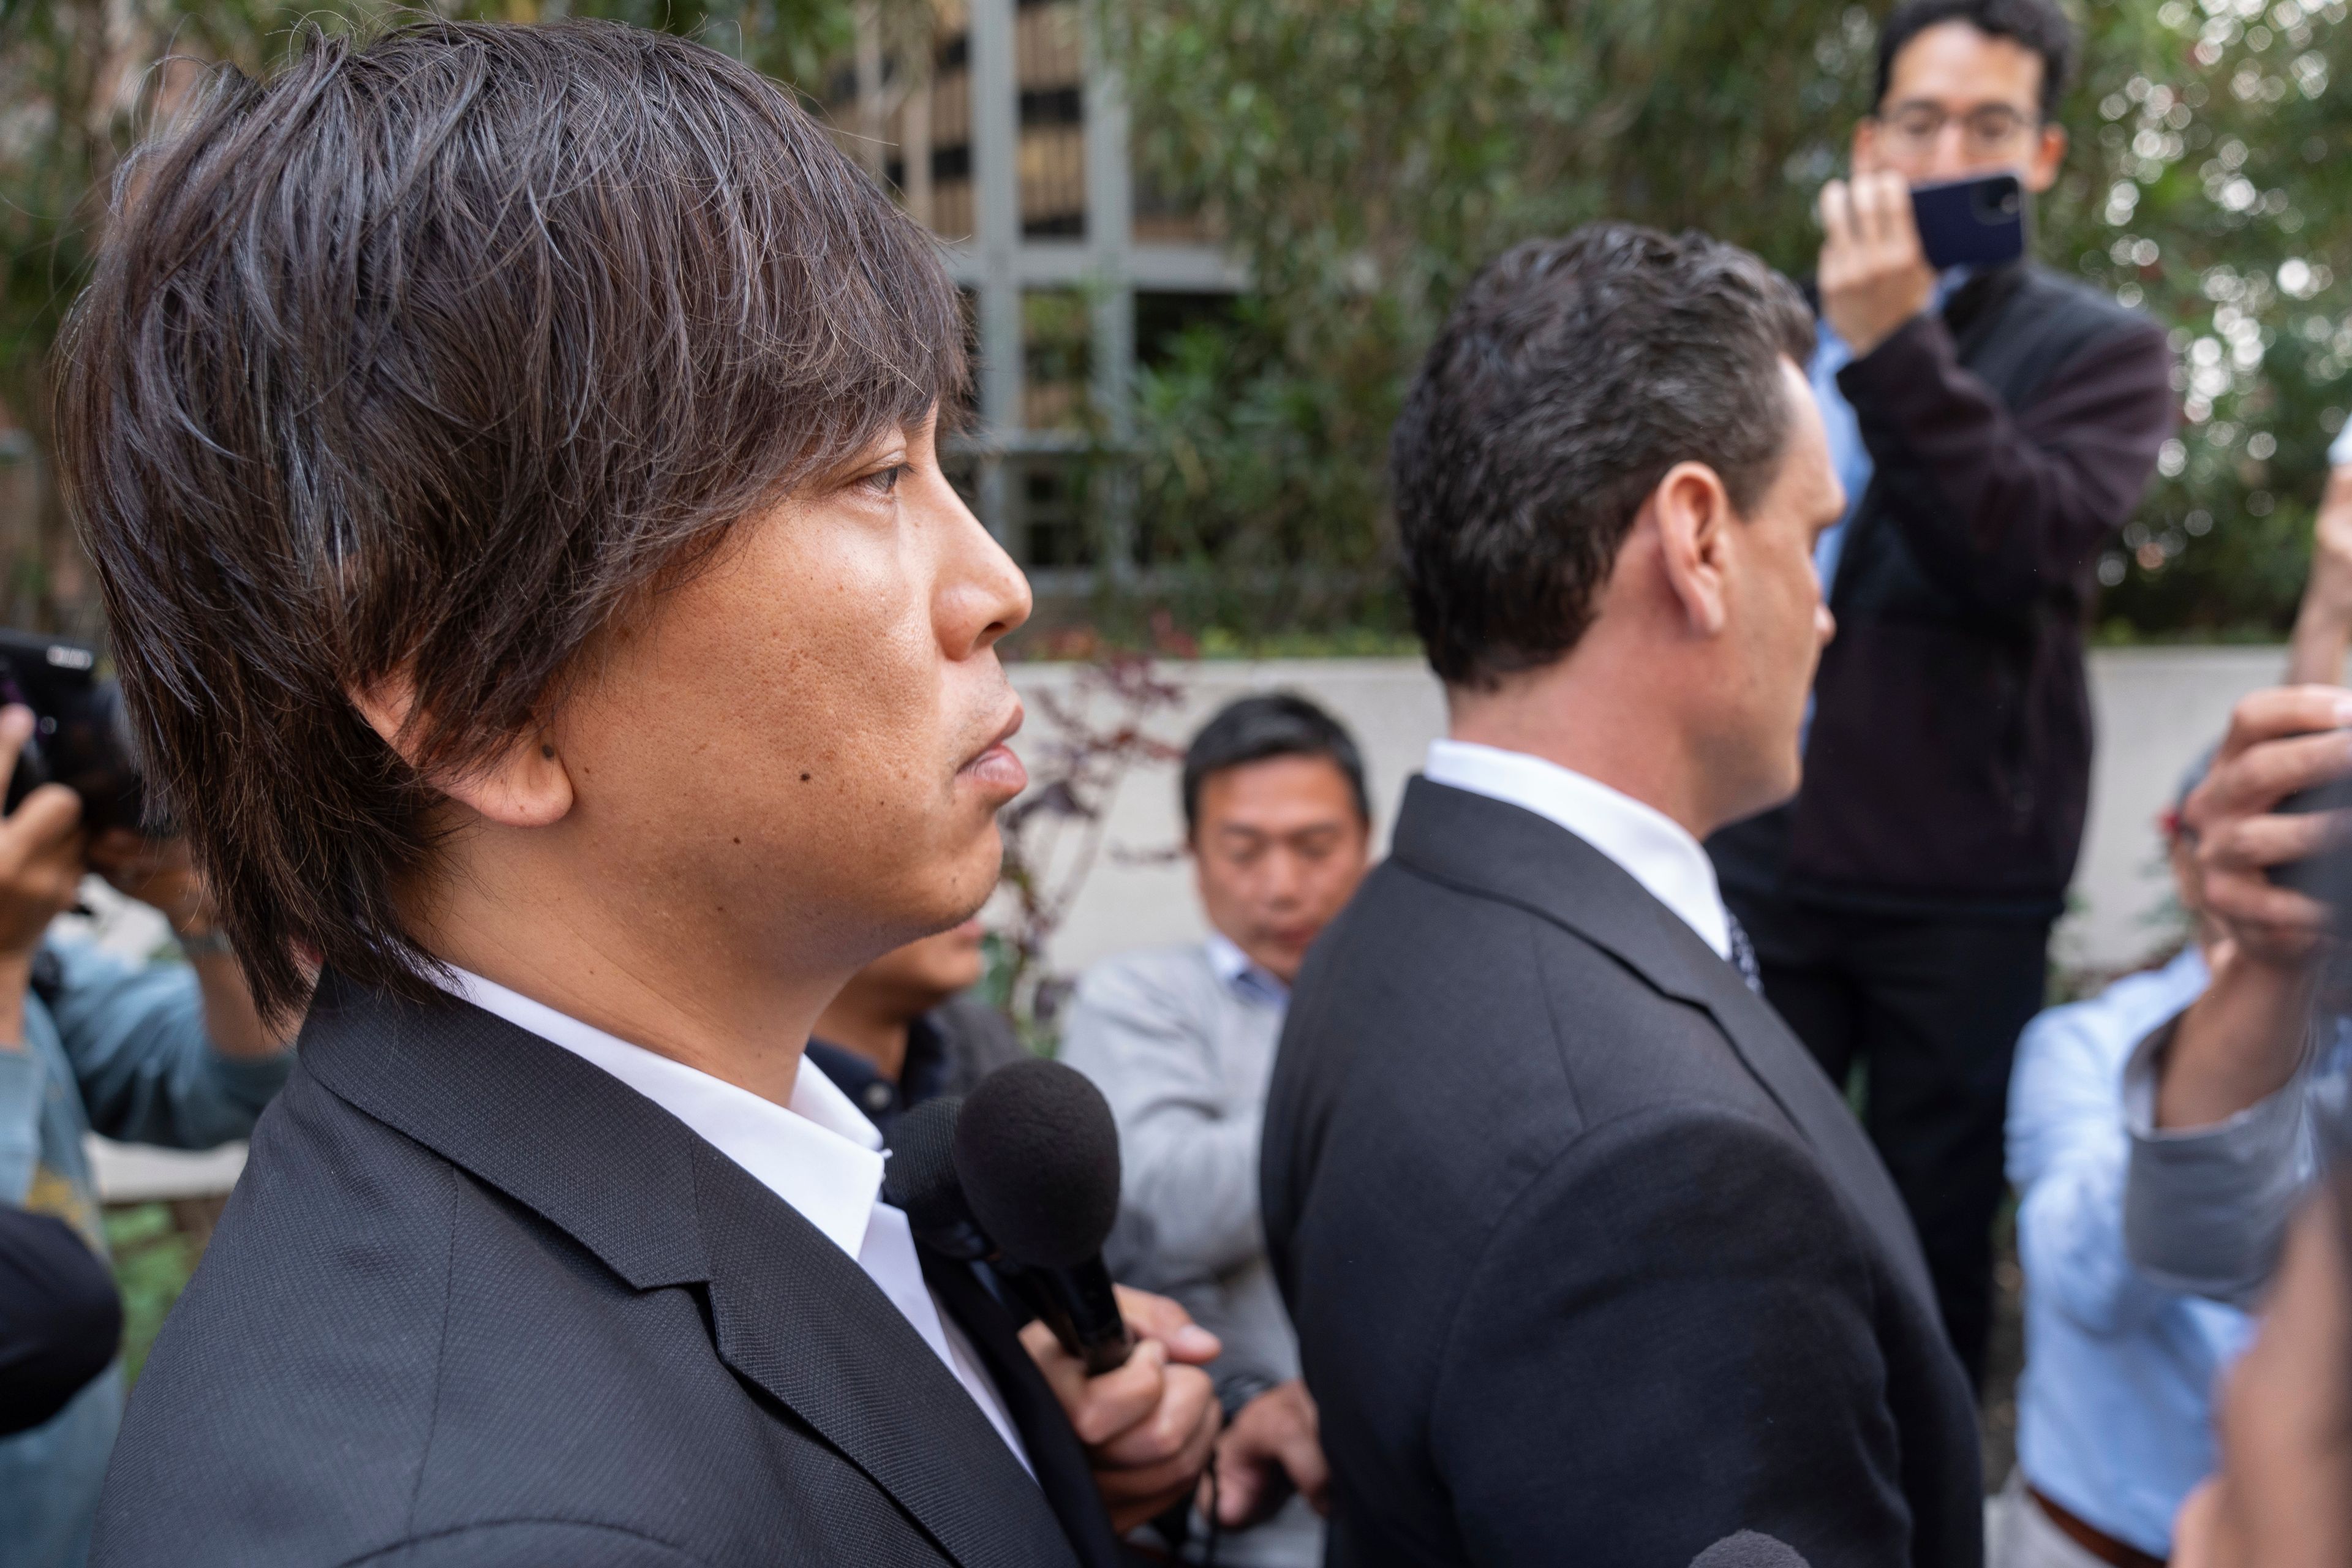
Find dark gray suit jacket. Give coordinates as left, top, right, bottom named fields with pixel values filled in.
left=92, top=971, right=1125, bottom=1567
left=1262, top=780, right=1983, bottom=1568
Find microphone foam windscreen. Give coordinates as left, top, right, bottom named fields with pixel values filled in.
left=882, top=1095, right=967, bottom=1235
left=953, top=1057, right=1122, bottom=1270
left=1688, top=1533, right=1809, bottom=1568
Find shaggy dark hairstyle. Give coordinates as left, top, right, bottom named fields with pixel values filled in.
left=1390, top=223, right=1814, bottom=691
left=1181, top=693, right=1369, bottom=837
left=1875, top=0, right=2078, bottom=120
left=56, top=19, right=965, bottom=1020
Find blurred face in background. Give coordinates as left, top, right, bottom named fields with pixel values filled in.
left=1853, top=20, right=2067, bottom=194
left=2172, top=1185, right=2352, bottom=1568
left=831, top=918, right=990, bottom=1027
left=1191, top=755, right=1370, bottom=985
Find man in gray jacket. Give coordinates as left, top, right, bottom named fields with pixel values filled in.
left=1061, top=694, right=1370, bottom=1566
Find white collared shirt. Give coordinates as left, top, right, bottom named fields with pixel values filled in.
left=1202, top=930, right=1290, bottom=1009
left=440, top=967, right=1031, bottom=1474
left=1423, top=739, right=1733, bottom=959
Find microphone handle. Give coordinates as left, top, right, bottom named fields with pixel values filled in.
left=1000, top=1254, right=1136, bottom=1375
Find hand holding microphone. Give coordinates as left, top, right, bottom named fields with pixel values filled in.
left=887, top=1060, right=1222, bottom=1532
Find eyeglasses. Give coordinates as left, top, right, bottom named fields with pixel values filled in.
left=1876, top=102, right=2040, bottom=156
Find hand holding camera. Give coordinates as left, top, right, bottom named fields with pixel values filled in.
left=0, top=704, right=87, bottom=982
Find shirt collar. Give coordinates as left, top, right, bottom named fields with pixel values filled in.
left=439, top=966, right=886, bottom=1262
left=1423, top=739, right=1732, bottom=960
left=1202, top=930, right=1290, bottom=1006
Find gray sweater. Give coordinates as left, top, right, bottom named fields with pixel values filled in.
left=1059, top=941, right=1317, bottom=1567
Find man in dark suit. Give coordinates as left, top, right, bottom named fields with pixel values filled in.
left=1261, top=225, right=1983, bottom=1567
left=58, top=19, right=1216, bottom=1566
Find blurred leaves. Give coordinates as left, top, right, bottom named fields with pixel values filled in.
left=1105, top=0, right=2352, bottom=639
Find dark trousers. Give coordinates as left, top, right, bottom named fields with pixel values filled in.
left=1724, top=889, right=2052, bottom=1389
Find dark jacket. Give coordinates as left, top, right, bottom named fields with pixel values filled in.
left=0, top=1208, right=119, bottom=1438
left=1262, top=780, right=1983, bottom=1568
left=90, top=971, right=1124, bottom=1568
left=1712, top=263, right=2174, bottom=916
left=807, top=994, right=1028, bottom=1136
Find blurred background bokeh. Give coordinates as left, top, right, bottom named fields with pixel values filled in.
left=2, top=0, right=2348, bottom=654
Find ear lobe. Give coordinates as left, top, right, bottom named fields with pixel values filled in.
left=347, top=669, right=576, bottom=831
left=1650, top=462, right=1733, bottom=638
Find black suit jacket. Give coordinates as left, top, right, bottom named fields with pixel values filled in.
left=92, top=971, right=1125, bottom=1568
left=1262, top=781, right=1983, bottom=1568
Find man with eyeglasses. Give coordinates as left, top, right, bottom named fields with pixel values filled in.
left=1709, top=0, right=2176, bottom=1390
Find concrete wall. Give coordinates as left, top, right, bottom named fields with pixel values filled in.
left=1004, top=646, right=2294, bottom=985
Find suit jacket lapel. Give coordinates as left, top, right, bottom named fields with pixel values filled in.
left=693, top=1144, right=1080, bottom=1568
left=922, top=1253, right=1126, bottom=1568
left=299, top=971, right=1079, bottom=1568
left=1390, top=780, right=1939, bottom=1310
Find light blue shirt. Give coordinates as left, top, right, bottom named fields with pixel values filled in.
left=2008, top=945, right=2254, bottom=1557
left=1806, top=270, right=1976, bottom=600
left=2331, top=416, right=2352, bottom=467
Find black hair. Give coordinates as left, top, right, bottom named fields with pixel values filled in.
left=1391, top=222, right=1814, bottom=692
left=58, top=18, right=962, bottom=1019
left=1181, top=694, right=1370, bottom=837
left=1875, top=0, right=2078, bottom=120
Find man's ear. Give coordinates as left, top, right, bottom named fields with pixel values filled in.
left=1648, top=461, right=1736, bottom=638
left=1850, top=116, right=1880, bottom=176
left=2024, top=123, right=2067, bottom=194
left=348, top=669, right=575, bottom=829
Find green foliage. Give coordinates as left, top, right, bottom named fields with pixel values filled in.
left=0, top=0, right=888, bottom=633
left=101, top=1202, right=198, bottom=1386
left=1106, top=0, right=2352, bottom=640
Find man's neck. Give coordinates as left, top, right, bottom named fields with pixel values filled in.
left=1447, top=662, right=1715, bottom=840
left=408, top=857, right=862, bottom=1109
left=810, top=998, right=914, bottom=1085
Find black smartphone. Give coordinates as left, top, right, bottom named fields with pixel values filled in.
left=1910, top=172, right=2026, bottom=271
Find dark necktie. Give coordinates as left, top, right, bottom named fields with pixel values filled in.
left=1726, top=912, right=1765, bottom=997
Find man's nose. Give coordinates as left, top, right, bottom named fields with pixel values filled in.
left=1925, top=123, right=1977, bottom=180
left=1817, top=604, right=1838, bottom=647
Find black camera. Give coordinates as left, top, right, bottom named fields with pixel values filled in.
left=0, top=630, right=148, bottom=837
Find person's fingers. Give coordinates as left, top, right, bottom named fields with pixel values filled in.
left=1208, top=1435, right=1273, bottom=1526
left=1847, top=170, right=1889, bottom=246
left=2211, top=687, right=2352, bottom=767
left=1058, top=1336, right=1169, bottom=1449
left=1280, top=1425, right=1332, bottom=1515
left=2196, top=866, right=2335, bottom=935
left=1095, top=1362, right=1215, bottom=1468
left=1871, top=170, right=1920, bottom=249
left=1017, top=1317, right=1091, bottom=1417
left=1094, top=1374, right=1219, bottom=1502
left=0, top=785, right=83, bottom=860
left=1818, top=179, right=1854, bottom=253
left=2200, top=805, right=2352, bottom=873
left=2191, top=726, right=2352, bottom=823
left=2167, top=1480, right=2221, bottom=1568
left=1114, top=1284, right=1221, bottom=1363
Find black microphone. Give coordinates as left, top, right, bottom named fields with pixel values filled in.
left=1688, top=1532, right=1810, bottom=1568
left=884, top=1059, right=1135, bottom=1374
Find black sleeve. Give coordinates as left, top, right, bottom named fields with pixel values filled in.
left=0, top=1207, right=123, bottom=1436
left=1838, top=311, right=2175, bottom=614
left=1428, top=1107, right=1910, bottom=1568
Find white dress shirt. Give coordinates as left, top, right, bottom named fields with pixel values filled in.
left=1422, top=738, right=1733, bottom=959
left=441, top=967, right=1031, bottom=1473
left=1203, top=930, right=1291, bottom=1008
